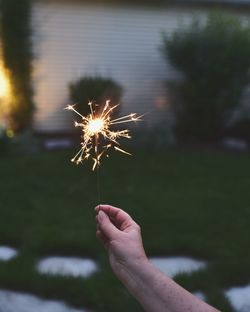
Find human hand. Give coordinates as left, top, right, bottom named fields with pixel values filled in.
left=95, top=205, right=220, bottom=312
left=95, top=204, right=148, bottom=281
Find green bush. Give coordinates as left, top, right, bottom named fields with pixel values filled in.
left=0, top=130, right=9, bottom=156
left=161, top=12, right=250, bottom=143
left=226, top=117, right=250, bottom=143
left=69, top=76, right=123, bottom=117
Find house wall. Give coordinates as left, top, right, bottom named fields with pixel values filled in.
left=31, top=1, right=249, bottom=132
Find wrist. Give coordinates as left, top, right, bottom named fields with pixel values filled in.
left=115, top=255, right=150, bottom=286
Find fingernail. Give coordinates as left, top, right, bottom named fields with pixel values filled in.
left=98, top=210, right=106, bottom=220
left=95, top=204, right=101, bottom=211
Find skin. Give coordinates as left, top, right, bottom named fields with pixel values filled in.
left=95, top=204, right=220, bottom=312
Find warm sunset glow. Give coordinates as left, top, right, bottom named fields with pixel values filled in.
left=0, top=61, right=12, bottom=125
left=0, top=67, right=10, bottom=98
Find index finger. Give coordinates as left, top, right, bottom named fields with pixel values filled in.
left=95, top=204, right=134, bottom=229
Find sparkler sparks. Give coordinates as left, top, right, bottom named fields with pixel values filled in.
left=66, top=100, right=142, bottom=170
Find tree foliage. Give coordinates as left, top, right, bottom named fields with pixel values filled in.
left=69, top=76, right=123, bottom=117
left=161, top=12, right=250, bottom=143
left=0, top=0, right=33, bottom=132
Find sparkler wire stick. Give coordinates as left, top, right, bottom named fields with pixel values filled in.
left=95, top=133, right=101, bottom=203
left=96, top=165, right=101, bottom=203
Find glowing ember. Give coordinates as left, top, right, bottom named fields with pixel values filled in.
left=87, top=118, right=104, bottom=134
left=66, top=100, right=142, bottom=170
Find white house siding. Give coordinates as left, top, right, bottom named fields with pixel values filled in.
left=31, top=1, right=248, bottom=132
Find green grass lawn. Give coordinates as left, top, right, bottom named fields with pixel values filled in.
left=0, top=147, right=250, bottom=311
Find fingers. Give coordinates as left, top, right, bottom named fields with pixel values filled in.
left=95, top=204, right=134, bottom=230
left=96, top=210, right=119, bottom=240
left=95, top=204, right=126, bottom=218
left=96, top=229, right=109, bottom=249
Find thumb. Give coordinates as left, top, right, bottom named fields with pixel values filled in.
left=98, top=210, right=119, bottom=239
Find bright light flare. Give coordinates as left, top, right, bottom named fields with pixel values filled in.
left=0, top=62, right=13, bottom=125
left=66, top=100, right=142, bottom=170
left=0, top=67, right=10, bottom=98
left=87, top=118, right=104, bottom=134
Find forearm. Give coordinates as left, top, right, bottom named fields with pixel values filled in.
left=118, top=258, right=220, bottom=312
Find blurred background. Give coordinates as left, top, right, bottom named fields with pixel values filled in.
left=1, top=0, right=250, bottom=311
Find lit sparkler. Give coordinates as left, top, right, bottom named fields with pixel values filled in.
left=66, top=100, right=142, bottom=170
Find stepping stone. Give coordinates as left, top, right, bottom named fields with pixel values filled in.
left=225, top=284, right=250, bottom=312
left=149, top=256, right=207, bottom=278
left=0, top=246, right=18, bottom=261
left=37, top=257, right=98, bottom=278
left=0, top=289, right=88, bottom=312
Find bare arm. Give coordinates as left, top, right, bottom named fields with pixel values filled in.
left=95, top=204, right=220, bottom=312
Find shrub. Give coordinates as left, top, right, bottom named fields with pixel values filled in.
left=69, top=76, right=123, bottom=117
left=226, top=117, right=250, bottom=143
left=0, top=129, right=9, bottom=156
left=161, top=12, right=250, bottom=143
